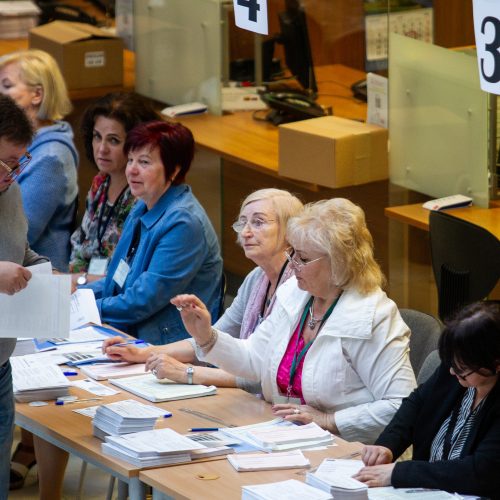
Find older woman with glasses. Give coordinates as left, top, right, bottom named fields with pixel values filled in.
left=103, top=188, right=303, bottom=390
left=354, top=301, right=500, bottom=497
left=0, top=49, right=78, bottom=272
left=171, top=198, right=416, bottom=444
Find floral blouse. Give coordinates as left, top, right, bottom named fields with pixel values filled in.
left=69, top=173, right=136, bottom=273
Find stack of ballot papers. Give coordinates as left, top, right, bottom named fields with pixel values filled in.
left=242, top=479, right=333, bottom=500
left=92, top=399, right=170, bottom=439
left=221, top=419, right=333, bottom=452
left=81, top=362, right=147, bottom=380
left=11, top=357, right=70, bottom=402
left=109, top=373, right=217, bottom=402
left=227, top=449, right=310, bottom=472
left=306, top=459, right=367, bottom=500
left=101, top=428, right=206, bottom=467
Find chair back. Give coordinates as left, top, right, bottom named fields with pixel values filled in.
left=417, top=350, right=441, bottom=385
left=429, top=210, right=500, bottom=320
left=400, top=308, right=442, bottom=378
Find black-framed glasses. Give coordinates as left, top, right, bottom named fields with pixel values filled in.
left=0, top=152, right=32, bottom=180
left=450, top=366, right=476, bottom=381
left=284, top=249, right=324, bottom=271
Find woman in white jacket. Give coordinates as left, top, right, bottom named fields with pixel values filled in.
left=172, top=198, right=416, bottom=444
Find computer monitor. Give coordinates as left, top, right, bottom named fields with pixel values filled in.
left=263, top=0, right=317, bottom=95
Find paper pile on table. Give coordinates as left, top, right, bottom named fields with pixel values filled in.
left=92, top=399, right=170, bottom=439
left=242, top=479, right=333, bottom=500
left=306, top=459, right=368, bottom=500
left=227, top=449, right=310, bottom=472
left=101, top=428, right=206, bottom=467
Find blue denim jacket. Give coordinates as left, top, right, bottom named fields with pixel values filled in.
left=87, top=184, right=222, bottom=345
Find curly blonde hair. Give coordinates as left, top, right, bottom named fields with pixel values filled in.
left=287, top=198, right=384, bottom=294
left=0, top=49, right=71, bottom=121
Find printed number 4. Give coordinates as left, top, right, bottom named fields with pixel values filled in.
left=481, top=16, right=500, bottom=84
left=237, top=0, right=260, bottom=22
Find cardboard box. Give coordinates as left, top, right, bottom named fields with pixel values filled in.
left=29, top=21, right=123, bottom=90
left=279, top=116, right=388, bottom=188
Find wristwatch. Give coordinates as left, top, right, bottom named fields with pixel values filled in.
left=186, top=366, right=194, bottom=385
left=76, top=273, right=88, bottom=286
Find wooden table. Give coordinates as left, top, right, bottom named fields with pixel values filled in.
left=15, top=382, right=275, bottom=500
left=140, top=440, right=363, bottom=500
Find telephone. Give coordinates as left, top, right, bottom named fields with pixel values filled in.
left=260, top=91, right=327, bottom=125
left=36, top=1, right=98, bottom=25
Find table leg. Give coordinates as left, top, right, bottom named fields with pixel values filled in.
left=128, top=476, right=147, bottom=500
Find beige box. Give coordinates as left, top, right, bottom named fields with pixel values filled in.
left=279, top=116, right=388, bottom=188
left=29, top=21, right=123, bottom=90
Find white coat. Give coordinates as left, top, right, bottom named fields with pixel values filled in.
left=203, top=277, right=417, bottom=444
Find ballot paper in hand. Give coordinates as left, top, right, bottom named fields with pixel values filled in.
left=0, top=269, right=70, bottom=338
left=70, top=289, right=101, bottom=329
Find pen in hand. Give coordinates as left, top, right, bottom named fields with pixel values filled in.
left=111, top=340, right=146, bottom=348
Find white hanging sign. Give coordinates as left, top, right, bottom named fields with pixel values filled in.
left=233, top=0, right=268, bottom=35
left=473, top=0, right=500, bottom=94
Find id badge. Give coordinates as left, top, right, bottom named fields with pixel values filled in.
left=88, top=257, right=109, bottom=275
left=112, top=259, right=130, bottom=288
left=272, top=394, right=302, bottom=405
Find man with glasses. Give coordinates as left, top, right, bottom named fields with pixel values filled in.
left=0, top=95, right=49, bottom=500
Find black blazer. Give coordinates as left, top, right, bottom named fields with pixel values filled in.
left=375, top=363, right=500, bottom=498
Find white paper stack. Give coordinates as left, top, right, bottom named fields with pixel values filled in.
left=306, top=459, right=368, bottom=500
left=109, top=373, right=217, bottom=402
left=92, top=399, right=170, bottom=438
left=245, top=422, right=334, bottom=452
left=221, top=418, right=334, bottom=452
left=81, top=362, right=147, bottom=380
left=11, top=357, right=70, bottom=402
left=242, top=479, right=333, bottom=500
left=0, top=1, right=40, bottom=39
left=101, top=428, right=206, bottom=467
left=227, top=449, right=310, bottom=472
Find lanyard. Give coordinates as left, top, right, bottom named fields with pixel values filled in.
left=126, top=222, right=142, bottom=264
left=96, top=182, right=128, bottom=254
left=260, top=258, right=290, bottom=318
left=287, top=294, right=341, bottom=394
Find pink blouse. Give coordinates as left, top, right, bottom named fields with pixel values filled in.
left=276, top=321, right=307, bottom=404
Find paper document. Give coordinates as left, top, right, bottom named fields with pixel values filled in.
left=11, top=357, right=69, bottom=392
left=81, top=362, right=147, bottom=380
left=368, top=488, right=459, bottom=499
left=242, top=479, right=333, bottom=500
left=72, top=378, right=120, bottom=396
left=227, top=449, right=310, bottom=472
left=70, top=289, right=101, bottom=329
left=49, top=326, right=111, bottom=345
left=0, top=273, right=70, bottom=338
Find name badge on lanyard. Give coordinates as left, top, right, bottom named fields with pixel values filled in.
left=88, top=257, right=109, bottom=276
left=113, top=259, right=130, bottom=289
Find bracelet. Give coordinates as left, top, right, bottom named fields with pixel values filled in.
left=196, top=328, right=218, bottom=352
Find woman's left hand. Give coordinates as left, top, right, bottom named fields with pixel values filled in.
left=145, top=352, right=189, bottom=382
left=352, top=464, right=395, bottom=487
left=271, top=403, right=338, bottom=433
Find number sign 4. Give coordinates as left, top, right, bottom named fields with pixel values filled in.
left=233, top=0, right=268, bottom=35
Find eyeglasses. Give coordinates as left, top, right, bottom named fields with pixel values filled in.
left=451, top=366, right=476, bottom=381
left=0, top=152, right=32, bottom=180
left=284, top=249, right=324, bottom=271
left=232, top=217, right=276, bottom=233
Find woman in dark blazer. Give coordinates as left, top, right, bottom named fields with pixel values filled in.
left=354, top=300, right=500, bottom=498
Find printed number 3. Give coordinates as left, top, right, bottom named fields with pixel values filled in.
left=237, top=0, right=260, bottom=23
left=481, top=16, right=500, bottom=84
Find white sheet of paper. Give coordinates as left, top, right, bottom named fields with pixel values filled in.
left=28, top=262, right=52, bottom=274
left=0, top=273, right=70, bottom=338
left=72, top=378, right=120, bottom=396
left=314, top=459, right=366, bottom=490
left=243, top=479, right=332, bottom=500
left=98, top=399, right=169, bottom=418
left=70, top=289, right=101, bottom=329
left=233, top=0, right=268, bottom=35
left=11, top=358, right=70, bottom=392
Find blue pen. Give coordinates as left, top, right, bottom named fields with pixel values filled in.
left=112, top=340, right=146, bottom=347
left=63, top=371, right=78, bottom=376
left=188, top=427, right=219, bottom=432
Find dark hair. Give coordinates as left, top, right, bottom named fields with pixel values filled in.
left=81, top=92, right=160, bottom=164
left=0, top=95, right=34, bottom=145
left=439, top=301, right=500, bottom=374
left=124, top=121, right=194, bottom=185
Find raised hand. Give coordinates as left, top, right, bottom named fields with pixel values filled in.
left=171, top=294, right=213, bottom=346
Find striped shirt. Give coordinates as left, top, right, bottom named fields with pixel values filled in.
left=430, top=387, right=487, bottom=461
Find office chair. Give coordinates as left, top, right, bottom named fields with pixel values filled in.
left=429, top=210, right=500, bottom=320
left=417, top=350, right=440, bottom=385
left=400, top=309, right=442, bottom=378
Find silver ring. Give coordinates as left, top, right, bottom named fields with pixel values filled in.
left=152, top=368, right=158, bottom=376
left=176, top=305, right=184, bottom=312
left=293, top=408, right=300, bottom=415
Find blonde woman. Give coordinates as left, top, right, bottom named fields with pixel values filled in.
left=0, top=49, right=78, bottom=271
left=172, top=198, right=417, bottom=444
